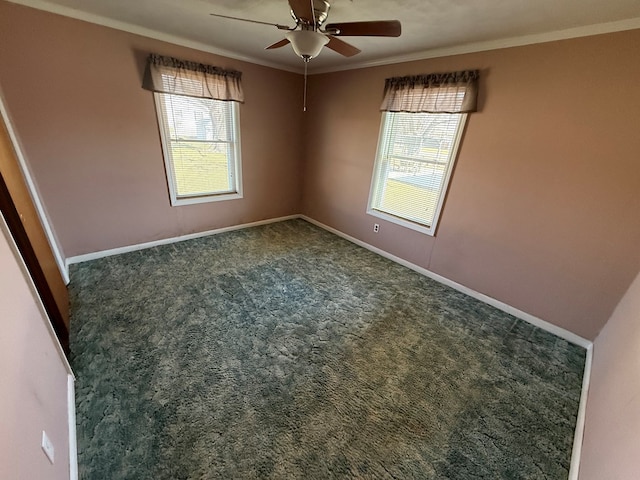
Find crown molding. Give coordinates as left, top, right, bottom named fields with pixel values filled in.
left=5, top=0, right=302, bottom=74
left=6, top=0, right=640, bottom=76
left=310, top=16, right=640, bottom=74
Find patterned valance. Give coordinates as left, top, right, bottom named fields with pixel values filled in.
left=380, top=70, right=479, bottom=113
left=142, top=54, right=244, bottom=103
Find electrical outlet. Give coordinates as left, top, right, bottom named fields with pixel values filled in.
left=41, top=431, right=55, bottom=464
left=373, top=223, right=380, bottom=233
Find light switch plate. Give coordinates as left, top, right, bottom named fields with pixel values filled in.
left=41, top=430, right=55, bottom=464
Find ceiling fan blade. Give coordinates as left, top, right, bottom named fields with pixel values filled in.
left=265, top=38, right=291, bottom=50
left=210, top=13, right=291, bottom=30
left=325, top=20, right=402, bottom=37
left=288, top=0, right=314, bottom=22
left=326, top=36, right=361, bottom=57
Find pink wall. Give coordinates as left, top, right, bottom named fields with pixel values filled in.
left=579, top=270, right=640, bottom=479
left=1, top=4, right=640, bottom=476
left=0, top=1, right=304, bottom=257
left=301, top=31, right=640, bottom=340
left=0, top=1, right=639, bottom=339
left=0, top=215, right=71, bottom=480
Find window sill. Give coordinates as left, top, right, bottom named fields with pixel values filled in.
left=366, top=208, right=436, bottom=236
left=171, top=192, right=243, bottom=207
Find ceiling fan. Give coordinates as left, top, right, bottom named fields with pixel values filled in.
left=210, top=0, right=401, bottom=63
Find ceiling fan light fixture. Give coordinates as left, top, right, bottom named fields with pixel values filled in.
left=285, top=30, right=329, bottom=60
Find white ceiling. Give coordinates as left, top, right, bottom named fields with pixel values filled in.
left=10, top=0, right=640, bottom=72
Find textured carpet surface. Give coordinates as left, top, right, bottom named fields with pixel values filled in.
left=70, top=219, right=585, bottom=479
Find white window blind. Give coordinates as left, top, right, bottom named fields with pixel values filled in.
left=368, top=111, right=466, bottom=235
left=154, top=93, right=242, bottom=206
left=143, top=53, right=244, bottom=206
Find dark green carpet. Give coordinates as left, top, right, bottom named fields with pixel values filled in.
left=69, top=219, right=585, bottom=479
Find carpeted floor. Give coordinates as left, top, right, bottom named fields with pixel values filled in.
left=69, top=219, right=585, bottom=479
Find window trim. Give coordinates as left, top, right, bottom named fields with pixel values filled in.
left=153, top=93, right=243, bottom=207
left=366, top=112, right=467, bottom=236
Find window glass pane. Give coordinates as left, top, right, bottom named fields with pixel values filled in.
left=155, top=93, right=240, bottom=203
left=168, top=140, right=232, bottom=196
left=161, top=94, right=231, bottom=142
left=369, top=112, right=465, bottom=233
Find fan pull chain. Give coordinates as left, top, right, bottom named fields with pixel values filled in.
left=303, top=0, right=314, bottom=112
left=303, top=60, right=308, bottom=112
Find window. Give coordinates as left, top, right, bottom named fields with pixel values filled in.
left=368, top=70, right=478, bottom=235
left=154, top=93, right=242, bottom=206
left=367, top=111, right=466, bottom=235
left=142, top=54, right=244, bottom=206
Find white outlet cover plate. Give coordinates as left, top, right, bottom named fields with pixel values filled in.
left=41, top=430, right=55, bottom=464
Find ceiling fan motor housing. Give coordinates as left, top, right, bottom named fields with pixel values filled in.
left=212, top=1, right=400, bottom=61
left=290, top=0, right=331, bottom=26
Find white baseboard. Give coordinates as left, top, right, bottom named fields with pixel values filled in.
left=300, top=214, right=593, bottom=480
left=300, top=215, right=591, bottom=349
left=65, top=214, right=300, bottom=267
left=568, top=344, right=592, bottom=480
left=71, top=212, right=591, bottom=348
left=63, top=212, right=592, bottom=478
left=67, top=374, right=78, bottom=480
